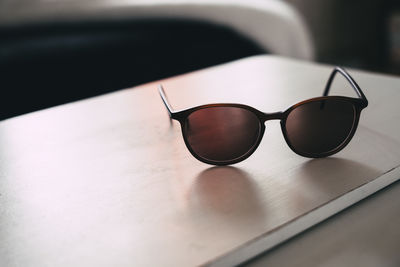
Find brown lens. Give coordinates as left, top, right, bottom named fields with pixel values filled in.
left=184, top=107, right=261, bottom=163
left=285, top=99, right=356, bottom=155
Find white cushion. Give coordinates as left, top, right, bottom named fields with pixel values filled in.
left=0, top=0, right=314, bottom=60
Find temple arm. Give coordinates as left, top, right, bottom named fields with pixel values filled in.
left=323, top=67, right=368, bottom=107
left=158, top=85, right=175, bottom=119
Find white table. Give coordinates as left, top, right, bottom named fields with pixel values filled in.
left=0, top=55, right=399, bottom=267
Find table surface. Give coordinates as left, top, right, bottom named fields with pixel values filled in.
left=246, top=179, right=400, bottom=267
left=1, top=55, right=400, bottom=267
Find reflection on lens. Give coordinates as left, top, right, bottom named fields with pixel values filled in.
left=184, top=107, right=261, bottom=163
left=285, top=99, right=356, bottom=155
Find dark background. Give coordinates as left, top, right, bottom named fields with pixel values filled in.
left=0, top=19, right=264, bottom=120
left=286, top=0, right=400, bottom=73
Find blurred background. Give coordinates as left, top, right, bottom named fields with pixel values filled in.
left=286, top=0, right=399, bottom=73
left=0, top=0, right=399, bottom=120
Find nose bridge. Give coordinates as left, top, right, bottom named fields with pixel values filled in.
left=262, top=111, right=284, bottom=122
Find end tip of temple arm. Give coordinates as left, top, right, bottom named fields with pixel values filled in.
left=158, top=84, right=174, bottom=118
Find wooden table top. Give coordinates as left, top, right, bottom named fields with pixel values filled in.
left=0, top=55, right=399, bottom=267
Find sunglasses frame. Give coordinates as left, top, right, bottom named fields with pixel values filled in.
left=159, top=67, right=368, bottom=165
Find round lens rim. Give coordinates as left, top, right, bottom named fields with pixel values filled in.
left=281, top=97, right=362, bottom=158
left=178, top=104, right=266, bottom=165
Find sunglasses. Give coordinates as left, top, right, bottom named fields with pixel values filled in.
left=159, top=67, right=368, bottom=165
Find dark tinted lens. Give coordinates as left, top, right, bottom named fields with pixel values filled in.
left=285, top=99, right=356, bottom=155
left=184, top=107, right=261, bottom=163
